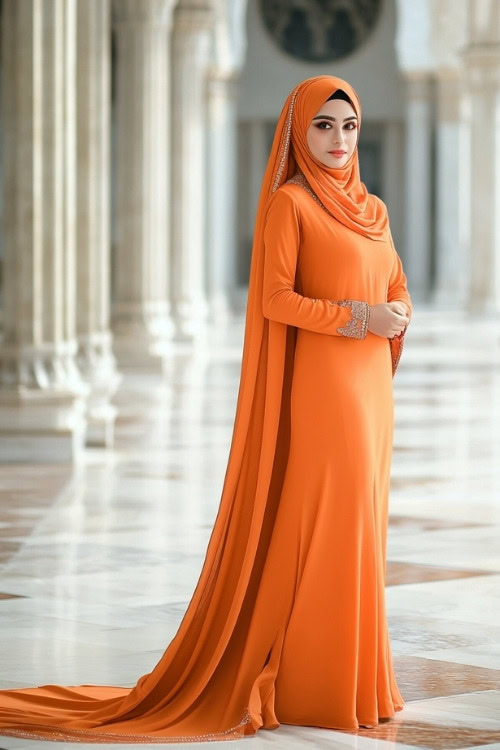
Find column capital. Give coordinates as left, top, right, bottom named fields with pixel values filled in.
left=461, top=43, right=500, bottom=88
left=173, top=3, right=214, bottom=33
left=206, top=67, right=240, bottom=102
left=401, top=71, right=434, bottom=101
left=112, top=0, right=176, bottom=26
left=435, top=67, right=463, bottom=121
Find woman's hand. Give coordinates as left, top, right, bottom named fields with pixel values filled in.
left=367, top=301, right=410, bottom=339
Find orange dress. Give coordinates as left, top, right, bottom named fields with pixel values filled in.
left=256, top=172, right=411, bottom=727
left=0, top=170, right=411, bottom=743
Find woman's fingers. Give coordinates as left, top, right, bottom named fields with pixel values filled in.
left=393, top=309, right=410, bottom=325
left=388, top=301, right=410, bottom=322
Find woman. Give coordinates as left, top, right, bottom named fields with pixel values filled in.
left=0, top=75, right=411, bottom=743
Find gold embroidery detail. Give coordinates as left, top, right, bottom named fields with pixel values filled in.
left=0, top=707, right=252, bottom=744
left=284, top=168, right=337, bottom=220
left=272, top=86, right=300, bottom=193
left=334, top=299, right=370, bottom=339
left=285, top=169, right=327, bottom=209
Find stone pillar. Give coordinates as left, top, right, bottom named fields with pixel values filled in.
left=433, top=68, right=468, bottom=307
left=76, top=0, right=121, bottom=446
left=111, top=0, right=175, bottom=368
left=206, top=69, right=240, bottom=323
left=460, top=1, right=500, bottom=313
left=403, top=72, right=434, bottom=302
left=170, top=2, right=214, bottom=340
left=0, top=0, right=89, bottom=464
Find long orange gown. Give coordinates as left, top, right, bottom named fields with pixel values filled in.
left=0, top=165, right=412, bottom=743
left=258, top=170, right=411, bottom=727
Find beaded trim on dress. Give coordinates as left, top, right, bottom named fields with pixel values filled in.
left=285, top=169, right=330, bottom=213
left=335, top=300, right=370, bottom=339
left=0, top=707, right=252, bottom=744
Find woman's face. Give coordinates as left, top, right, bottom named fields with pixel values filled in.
left=306, top=97, right=358, bottom=169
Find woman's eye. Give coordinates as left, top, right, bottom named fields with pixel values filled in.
left=316, top=121, right=357, bottom=130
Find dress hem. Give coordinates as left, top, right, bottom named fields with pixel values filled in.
left=0, top=702, right=406, bottom=744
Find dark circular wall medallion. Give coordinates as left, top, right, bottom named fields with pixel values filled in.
left=259, top=0, right=383, bottom=63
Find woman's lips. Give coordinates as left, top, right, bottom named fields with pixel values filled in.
left=329, top=150, right=346, bottom=156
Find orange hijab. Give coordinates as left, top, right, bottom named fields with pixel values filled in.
left=273, top=75, right=390, bottom=240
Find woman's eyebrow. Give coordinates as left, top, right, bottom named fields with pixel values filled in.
left=312, top=115, right=358, bottom=122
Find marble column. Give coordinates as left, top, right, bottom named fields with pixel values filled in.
left=170, top=2, right=214, bottom=340
left=111, top=0, right=175, bottom=368
left=460, top=1, right=500, bottom=313
left=433, top=68, right=468, bottom=308
left=76, top=0, right=121, bottom=447
left=206, top=69, right=240, bottom=323
left=403, top=72, right=434, bottom=302
left=0, top=0, right=89, bottom=464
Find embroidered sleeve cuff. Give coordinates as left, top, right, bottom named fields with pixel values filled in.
left=334, top=300, right=370, bottom=339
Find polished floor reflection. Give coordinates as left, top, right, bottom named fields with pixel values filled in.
left=1, top=305, right=500, bottom=749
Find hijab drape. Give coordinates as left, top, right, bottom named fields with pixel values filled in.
left=0, top=75, right=396, bottom=743
left=275, top=75, right=390, bottom=240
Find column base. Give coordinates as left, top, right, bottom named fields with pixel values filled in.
left=171, top=312, right=209, bottom=342
left=86, top=402, right=119, bottom=448
left=208, top=292, right=233, bottom=325
left=0, top=388, right=88, bottom=464
left=171, top=296, right=210, bottom=342
left=0, top=428, right=86, bottom=464
left=112, top=341, right=168, bottom=372
left=77, top=333, right=123, bottom=448
left=111, top=313, right=173, bottom=371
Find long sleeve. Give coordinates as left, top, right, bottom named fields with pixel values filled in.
left=386, top=238, right=412, bottom=377
left=387, top=245, right=412, bottom=321
left=262, top=189, right=370, bottom=339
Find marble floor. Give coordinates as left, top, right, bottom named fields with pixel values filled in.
left=1, top=304, right=500, bottom=749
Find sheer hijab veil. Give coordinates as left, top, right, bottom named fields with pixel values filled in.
left=0, top=75, right=399, bottom=743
